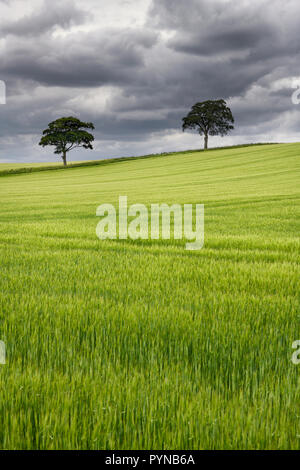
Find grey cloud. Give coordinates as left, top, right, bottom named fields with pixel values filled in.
left=1, top=0, right=89, bottom=37
left=169, top=25, right=275, bottom=56
left=1, top=28, right=158, bottom=87
left=150, top=0, right=300, bottom=62
left=1, top=0, right=300, bottom=162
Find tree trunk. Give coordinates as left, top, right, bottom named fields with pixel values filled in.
left=204, top=134, right=208, bottom=150
left=62, top=151, right=67, bottom=166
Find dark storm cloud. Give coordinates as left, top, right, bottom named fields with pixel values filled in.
left=150, top=0, right=300, bottom=61
left=1, top=1, right=89, bottom=37
left=169, top=25, right=274, bottom=56
left=149, top=0, right=276, bottom=57
left=1, top=0, right=300, bottom=162
left=145, top=0, right=300, bottom=133
left=1, top=28, right=157, bottom=88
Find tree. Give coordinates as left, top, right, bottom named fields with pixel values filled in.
left=182, top=99, right=234, bottom=150
left=39, top=116, right=95, bottom=166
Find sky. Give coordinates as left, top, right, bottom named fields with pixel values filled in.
left=0, top=0, right=300, bottom=163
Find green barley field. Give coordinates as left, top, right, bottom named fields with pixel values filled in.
left=0, top=143, right=299, bottom=450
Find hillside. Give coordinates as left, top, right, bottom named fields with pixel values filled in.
left=0, top=143, right=276, bottom=176
left=0, top=143, right=299, bottom=449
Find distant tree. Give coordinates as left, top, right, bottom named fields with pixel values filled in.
left=39, top=116, right=95, bottom=166
left=182, top=99, right=234, bottom=150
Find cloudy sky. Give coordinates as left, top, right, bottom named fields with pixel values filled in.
left=0, top=0, right=300, bottom=162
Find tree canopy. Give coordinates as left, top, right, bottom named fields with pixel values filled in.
left=182, top=99, right=234, bottom=149
left=39, top=116, right=95, bottom=166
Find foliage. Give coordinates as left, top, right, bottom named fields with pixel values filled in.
left=39, top=116, right=95, bottom=165
left=182, top=99, right=234, bottom=149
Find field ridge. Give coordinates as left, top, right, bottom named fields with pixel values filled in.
left=0, top=143, right=278, bottom=177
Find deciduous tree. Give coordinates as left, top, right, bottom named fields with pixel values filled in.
left=182, top=100, right=234, bottom=150
left=39, top=116, right=95, bottom=166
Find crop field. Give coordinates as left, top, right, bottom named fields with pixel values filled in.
left=0, top=159, right=94, bottom=175
left=0, top=161, right=65, bottom=169
left=0, top=143, right=299, bottom=450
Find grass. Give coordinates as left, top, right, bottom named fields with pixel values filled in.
left=0, top=142, right=276, bottom=176
left=0, top=143, right=299, bottom=449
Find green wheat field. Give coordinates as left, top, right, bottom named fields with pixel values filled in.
left=0, top=143, right=299, bottom=450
